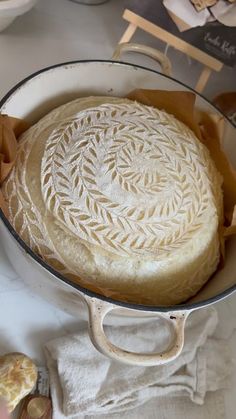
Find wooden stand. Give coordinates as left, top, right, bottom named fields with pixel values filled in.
left=118, top=9, right=224, bottom=93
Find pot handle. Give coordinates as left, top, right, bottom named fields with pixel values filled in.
left=112, top=42, right=172, bottom=76
left=85, top=297, right=190, bottom=367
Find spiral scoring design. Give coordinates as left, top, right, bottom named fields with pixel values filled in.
left=41, top=102, right=218, bottom=257
left=2, top=97, right=223, bottom=305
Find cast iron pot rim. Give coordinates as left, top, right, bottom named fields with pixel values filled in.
left=0, top=59, right=235, bottom=313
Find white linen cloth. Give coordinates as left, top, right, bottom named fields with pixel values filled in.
left=211, top=0, right=236, bottom=27
left=163, top=0, right=236, bottom=31
left=44, top=307, right=232, bottom=419
left=163, top=0, right=212, bottom=31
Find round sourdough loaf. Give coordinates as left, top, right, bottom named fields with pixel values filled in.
left=2, top=97, right=223, bottom=305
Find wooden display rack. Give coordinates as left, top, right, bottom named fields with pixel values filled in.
left=119, top=9, right=224, bottom=93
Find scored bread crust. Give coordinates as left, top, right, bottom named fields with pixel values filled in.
left=3, top=96, right=223, bottom=305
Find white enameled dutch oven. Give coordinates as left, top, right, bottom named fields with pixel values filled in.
left=0, top=44, right=236, bottom=366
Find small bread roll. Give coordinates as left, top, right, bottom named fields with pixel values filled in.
left=0, top=352, right=37, bottom=412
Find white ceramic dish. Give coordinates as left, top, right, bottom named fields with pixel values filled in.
left=0, top=45, right=235, bottom=366
left=0, top=0, right=38, bottom=32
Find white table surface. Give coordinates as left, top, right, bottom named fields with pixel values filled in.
left=0, top=1, right=236, bottom=418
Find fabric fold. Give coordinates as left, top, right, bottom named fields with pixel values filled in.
left=44, top=308, right=231, bottom=418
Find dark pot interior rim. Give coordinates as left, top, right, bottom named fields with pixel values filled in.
left=0, top=59, right=235, bottom=313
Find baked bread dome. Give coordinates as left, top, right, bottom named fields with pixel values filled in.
left=2, top=96, right=223, bottom=305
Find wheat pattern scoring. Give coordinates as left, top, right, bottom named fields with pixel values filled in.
left=37, top=102, right=218, bottom=257
left=2, top=97, right=223, bottom=305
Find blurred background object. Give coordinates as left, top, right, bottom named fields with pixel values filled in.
left=0, top=0, right=38, bottom=32
left=118, top=1, right=236, bottom=93
left=68, top=0, right=110, bottom=5
left=213, top=91, right=236, bottom=125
